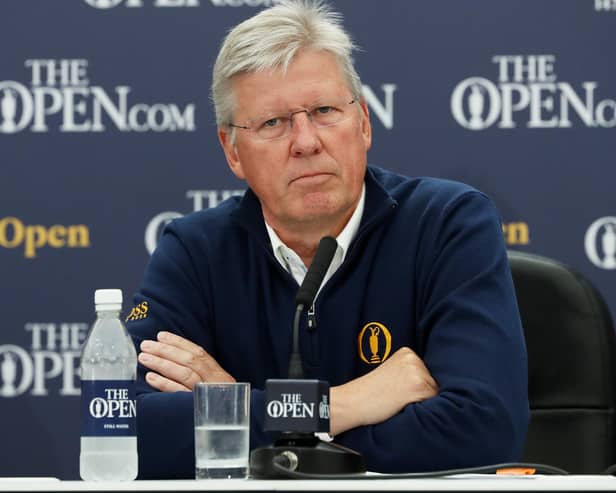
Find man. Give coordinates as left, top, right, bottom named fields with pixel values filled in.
left=128, top=0, right=529, bottom=479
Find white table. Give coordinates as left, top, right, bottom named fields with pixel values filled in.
left=1, top=476, right=616, bottom=492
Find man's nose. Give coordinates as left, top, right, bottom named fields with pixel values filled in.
left=289, top=111, right=322, bottom=157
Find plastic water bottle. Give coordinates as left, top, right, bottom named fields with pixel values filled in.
left=80, top=289, right=138, bottom=481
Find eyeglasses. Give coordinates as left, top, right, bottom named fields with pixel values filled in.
left=228, top=98, right=357, bottom=141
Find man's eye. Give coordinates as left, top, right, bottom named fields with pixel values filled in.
left=262, top=118, right=281, bottom=128
left=315, top=106, right=334, bottom=114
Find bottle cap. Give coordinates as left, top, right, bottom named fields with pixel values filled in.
left=95, top=289, right=122, bottom=311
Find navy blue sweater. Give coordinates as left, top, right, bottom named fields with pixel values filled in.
left=127, top=166, right=529, bottom=479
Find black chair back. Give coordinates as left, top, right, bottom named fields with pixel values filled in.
left=508, top=250, right=616, bottom=473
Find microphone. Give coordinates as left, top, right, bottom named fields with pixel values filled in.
left=295, top=236, right=338, bottom=308
left=250, top=237, right=366, bottom=478
left=289, top=236, right=337, bottom=379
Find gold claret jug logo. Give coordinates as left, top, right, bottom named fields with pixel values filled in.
left=358, top=322, right=392, bottom=365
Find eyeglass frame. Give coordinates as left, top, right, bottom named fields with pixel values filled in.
left=227, top=98, right=358, bottom=141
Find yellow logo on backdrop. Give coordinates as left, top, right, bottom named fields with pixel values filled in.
left=502, top=222, right=530, bottom=246
left=126, top=301, right=149, bottom=322
left=358, top=322, right=392, bottom=365
left=0, top=217, right=90, bottom=258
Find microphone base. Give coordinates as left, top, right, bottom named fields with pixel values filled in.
left=249, top=433, right=366, bottom=478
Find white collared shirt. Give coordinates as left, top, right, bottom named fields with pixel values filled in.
left=265, top=184, right=366, bottom=300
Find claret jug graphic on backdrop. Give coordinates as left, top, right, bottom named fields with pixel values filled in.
left=0, top=59, right=195, bottom=133
left=451, top=55, right=616, bottom=130
left=586, top=217, right=616, bottom=270
left=0, top=323, right=87, bottom=398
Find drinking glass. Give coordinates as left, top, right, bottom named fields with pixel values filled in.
left=193, top=382, right=250, bottom=479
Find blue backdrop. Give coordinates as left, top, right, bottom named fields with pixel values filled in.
left=1, top=0, right=614, bottom=479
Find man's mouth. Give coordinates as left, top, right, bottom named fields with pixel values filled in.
left=290, top=172, right=333, bottom=185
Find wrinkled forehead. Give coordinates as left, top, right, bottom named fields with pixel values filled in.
left=229, top=50, right=352, bottom=116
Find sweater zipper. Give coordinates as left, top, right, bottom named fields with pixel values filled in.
left=307, top=303, right=318, bottom=365
left=307, top=304, right=317, bottom=331
left=302, top=201, right=396, bottom=367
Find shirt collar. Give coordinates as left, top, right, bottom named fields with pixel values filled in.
left=265, top=183, right=366, bottom=274
left=230, top=166, right=398, bottom=255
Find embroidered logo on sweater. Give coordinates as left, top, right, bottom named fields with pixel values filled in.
left=358, top=322, right=392, bottom=364
left=125, top=301, right=149, bottom=321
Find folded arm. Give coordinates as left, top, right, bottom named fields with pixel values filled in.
left=330, top=346, right=438, bottom=436
left=329, top=191, right=529, bottom=472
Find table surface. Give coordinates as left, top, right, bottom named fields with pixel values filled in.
left=1, top=476, right=616, bottom=492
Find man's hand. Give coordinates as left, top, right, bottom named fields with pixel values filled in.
left=329, top=346, right=438, bottom=436
left=138, top=331, right=235, bottom=392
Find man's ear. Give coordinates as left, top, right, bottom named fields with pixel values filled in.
left=359, top=99, right=372, bottom=152
left=218, top=128, right=245, bottom=180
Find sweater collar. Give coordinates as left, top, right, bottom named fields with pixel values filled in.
left=231, top=165, right=398, bottom=249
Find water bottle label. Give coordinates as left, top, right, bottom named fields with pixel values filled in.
left=81, top=380, right=136, bottom=437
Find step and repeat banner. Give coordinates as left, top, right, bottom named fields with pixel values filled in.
left=0, top=0, right=614, bottom=479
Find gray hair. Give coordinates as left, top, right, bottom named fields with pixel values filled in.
left=211, top=0, right=363, bottom=129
